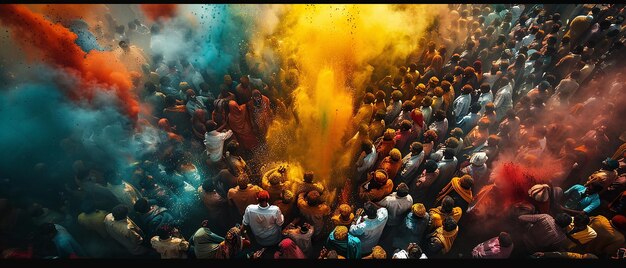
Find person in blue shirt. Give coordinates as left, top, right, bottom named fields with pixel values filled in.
left=561, top=181, right=603, bottom=215
left=38, top=223, right=86, bottom=258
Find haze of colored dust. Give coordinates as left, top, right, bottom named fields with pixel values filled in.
left=140, top=4, right=178, bottom=22
left=265, top=4, right=445, bottom=189
left=0, top=4, right=139, bottom=120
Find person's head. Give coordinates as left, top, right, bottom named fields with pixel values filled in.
left=205, top=120, right=218, bottom=133
left=410, top=142, right=423, bottom=155
left=432, top=109, right=445, bottom=122
left=421, top=96, right=433, bottom=107
left=157, top=225, right=172, bottom=240
left=391, top=90, right=403, bottom=101
left=257, top=190, right=270, bottom=205
left=462, top=84, right=473, bottom=95
left=498, top=232, right=513, bottom=248
left=441, top=195, right=455, bottom=212
left=133, top=197, right=150, bottom=214
left=281, top=190, right=294, bottom=204
left=402, top=101, right=415, bottom=112
left=411, top=203, right=427, bottom=219
left=111, top=205, right=129, bottom=221
left=423, top=129, right=438, bottom=143
left=370, top=246, right=387, bottom=259
left=363, top=93, right=375, bottom=105
left=364, top=201, right=378, bottom=219
left=300, top=171, right=315, bottom=185
left=400, top=120, right=412, bottom=132
left=443, top=216, right=457, bottom=232
left=338, top=203, right=353, bottom=218
left=555, top=212, right=573, bottom=228
left=326, top=250, right=339, bottom=259
left=611, top=215, right=626, bottom=233
left=185, top=88, right=196, bottom=100
left=237, top=175, right=250, bottom=189
left=226, top=140, right=239, bottom=155
left=383, top=128, right=396, bottom=141
left=389, top=148, right=402, bottom=162
left=306, top=190, right=322, bottom=206
left=408, top=244, right=423, bottom=258
left=396, top=183, right=409, bottom=197
left=361, top=139, right=374, bottom=154
left=423, top=159, right=438, bottom=174
left=334, top=226, right=349, bottom=241
left=239, top=75, right=250, bottom=86
left=585, top=181, right=603, bottom=195
left=442, top=148, right=455, bottom=160
left=485, top=102, right=495, bottom=114
left=459, top=174, right=474, bottom=190
left=573, top=213, right=591, bottom=229
left=358, top=123, right=370, bottom=136
left=375, top=90, right=386, bottom=101
left=477, top=117, right=490, bottom=129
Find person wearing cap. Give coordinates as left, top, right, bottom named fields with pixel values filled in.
left=297, top=190, right=331, bottom=237
left=429, top=195, right=463, bottom=232
left=376, top=183, right=413, bottom=227
left=460, top=152, right=490, bottom=192
left=331, top=204, right=355, bottom=228
left=378, top=148, right=403, bottom=184
left=392, top=203, right=431, bottom=251
left=583, top=215, right=626, bottom=258
left=349, top=201, right=388, bottom=255
left=411, top=83, right=427, bottom=109
left=527, top=183, right=564, bottom=215
left=283, top=222, right=314, bottom=257
left=385, top=90, right=403, bottom=124
left=325, top=225, right=362, bottom=259
left=374, top=129, right=397, bottom=168
left=471, top=231, right=514, bottom=258
left=242, top=190, right=284, bottom=247
left=358, top=169, right=394, bottom=203
left=361, top=245, right=387, bottom=259
left=452, top=85, right=474, bottom=122
left=425, top=216, right=459, bottom=256
left=435, top=175, right=474, bottom=212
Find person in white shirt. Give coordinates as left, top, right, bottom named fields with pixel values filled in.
left=242, top=190, right=284, bottom=247
left=349, top=201, right=388, bottom=255
left=150, top=225, right=190, bottom=259
left=396, top=142, right=425, bottom=185
left=203, top=120, right=233, bottom=163
left=392, top=243, right=428, bottom=259
left=356, top=140, right=378, bottom=175
left=104, top=205, right=148, bottom=255
left=376, top=183, right=413, bottom=227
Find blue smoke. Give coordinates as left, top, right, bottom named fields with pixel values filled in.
left=0, top=66, right=148, bottom=200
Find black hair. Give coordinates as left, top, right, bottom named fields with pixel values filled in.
left=112, top=205, right=129, bottom=221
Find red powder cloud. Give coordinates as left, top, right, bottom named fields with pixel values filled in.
left=139, top=4, right=178, bottom=22
left=0, top=4, right=139, bottom=121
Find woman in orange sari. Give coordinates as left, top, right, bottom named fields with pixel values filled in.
left=226, top=100, right=259, bottom=151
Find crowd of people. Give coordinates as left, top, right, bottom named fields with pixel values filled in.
left=2, top=3, right=626, bottom=259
